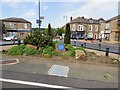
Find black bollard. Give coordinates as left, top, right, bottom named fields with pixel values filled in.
left=18, top=39, right=21, bottom=46
left=105, top=48, right=109, bottom=57
left=84, top=42, right=86, bottom=48
left=99, top=43, right=101, bottom=50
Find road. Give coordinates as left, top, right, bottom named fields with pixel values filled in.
left=58, top=39, right=120, bottom=54
left=1, top=70, right=118, bottom=89
left=0, top=40, right=23, bottom=46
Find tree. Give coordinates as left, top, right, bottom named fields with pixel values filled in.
left=47, top=23, right=51, bottom=36
left=2, top=23, right=6, bottom=34
left=64, top=23, right=71, bottom=44
left=56, top=28, right=64, bottom=36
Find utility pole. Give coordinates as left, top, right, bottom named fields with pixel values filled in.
left=38, top=0, right=40, bottom=33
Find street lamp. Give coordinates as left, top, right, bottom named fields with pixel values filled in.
left=63, top=16, right=67, bottom=25
left=38, top=0, right=40, bottom=34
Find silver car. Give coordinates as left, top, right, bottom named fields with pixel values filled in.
left=3, top=36, right=18, bottom=41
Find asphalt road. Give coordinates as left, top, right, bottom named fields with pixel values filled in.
left=58, top=39, right=120, bottom=54
left=1, top=70, right=118, bottom=89
left=72, top=41, right=119, bottom=54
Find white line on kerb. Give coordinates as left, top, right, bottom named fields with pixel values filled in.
left=0, top=78, right=71, bottom=89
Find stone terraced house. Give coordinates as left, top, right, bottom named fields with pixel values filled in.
left=69, top=16, right=105, bottom=40
left=2, top=17, right=32, bottom=40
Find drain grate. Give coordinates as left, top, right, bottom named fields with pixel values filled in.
left=48, top=65, right=69, bottom=77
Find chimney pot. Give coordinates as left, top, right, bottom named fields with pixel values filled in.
left=70, top=17, right=72, bottom=22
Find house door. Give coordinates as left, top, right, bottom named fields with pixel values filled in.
left=94, top=35, right=96, bottom=39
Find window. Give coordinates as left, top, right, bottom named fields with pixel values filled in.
left=95, top=25, right=98, bottom=31
left=87, top=33, right=93, bottom=38
left=105, top=23, right=110, bottom=29
left=24, top=24, right=27, bottom=29
left=9, top=23, right=14, bottom=29
left=72, top=24, right=76, bottom=31
left=89, top=25, right=93, bottom=31
left=20, top=33, right=25, bottom=36
left=99, top=20, right=103, bottom=24
left=89, top=19, right=93, bottom=23
left=115, top=32, right=119, bottom=41
left=78, top=25, right=84, bottom=31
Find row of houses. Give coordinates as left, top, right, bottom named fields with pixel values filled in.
left=1, top=15, right=120, bottom=43
left=67, top=15, right=120, bottom=43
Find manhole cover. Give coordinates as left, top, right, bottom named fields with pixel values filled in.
left=0, top=59, right=19, bottom=65
left=48, top=65, right=69, bottom=77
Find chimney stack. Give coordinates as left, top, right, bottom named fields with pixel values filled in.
left=81, top=16, right=84, bottom=19
left=70, top=17, right=72, bottom=22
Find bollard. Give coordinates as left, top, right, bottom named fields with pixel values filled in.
left=74, top=40, right=76, bottom=46
left=105, top=48, right=109, bottom=57
left=18, top=39, right=21, bottom=46
left=99, top=43, right=101, bottom=50
left=84, top=42, right=86, bottom=48
left=81, top=44, right=83, bottom=47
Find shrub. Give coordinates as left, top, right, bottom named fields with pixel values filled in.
left=42, top=46, right=54, bottom=55
left=7, top=45, right=24, bottom=55
left=44, top=54, right=51, bottom=58
left=24, top=47, right=38, bottom=55
left=70, top=50, right=75, bottom=56
left=23, top=31, right=53, bottom=49
left=65, top=44, right=74, bottom=51
left=52, top=51, right=59, bottom=56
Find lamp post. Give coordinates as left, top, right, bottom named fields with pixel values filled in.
left=63, top=16, right=67, bottom=25
left=38, top=0, right=40, bottom=34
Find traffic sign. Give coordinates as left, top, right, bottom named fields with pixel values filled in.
left=58, top=44, right=65, bottom=51
left=40, top=16, right=44, bottom=19
left=36, top=20, right=42, bottom=24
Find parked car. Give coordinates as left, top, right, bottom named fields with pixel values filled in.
left=3, top=36, right=18, bottom=41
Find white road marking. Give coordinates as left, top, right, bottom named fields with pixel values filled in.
left=0, top=78, right=71, bottom=89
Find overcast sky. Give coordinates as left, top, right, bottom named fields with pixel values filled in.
left=1, top=0, right=119, bottom=28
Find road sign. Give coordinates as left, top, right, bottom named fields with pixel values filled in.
left=57, top=44, right=65, bottom=51
left=36, top=20, right=42, bottom=24
left=40, top=16, right=44, bottom=19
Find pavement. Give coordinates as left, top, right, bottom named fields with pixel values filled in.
left=2, top=53, right=118, bottom=83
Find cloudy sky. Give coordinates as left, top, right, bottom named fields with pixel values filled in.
left=1, top=0, right=119, bottom=28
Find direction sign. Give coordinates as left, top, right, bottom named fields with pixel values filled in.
left=40, top=16, right=44, bottom=19
left=36, top=20, right=42, bottom=24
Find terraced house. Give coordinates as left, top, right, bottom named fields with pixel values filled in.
left=2, top=17, right=32, bottom=40
left=100, top=15, right=120, bottom=42
left=70, top=16, right=105, bottom=39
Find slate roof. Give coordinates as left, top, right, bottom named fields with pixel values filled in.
left=70, top=17, right=105, bottom=24
left=106, top=15, right=120, bottom=22
left=2, top=17, right=31, bottom=23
